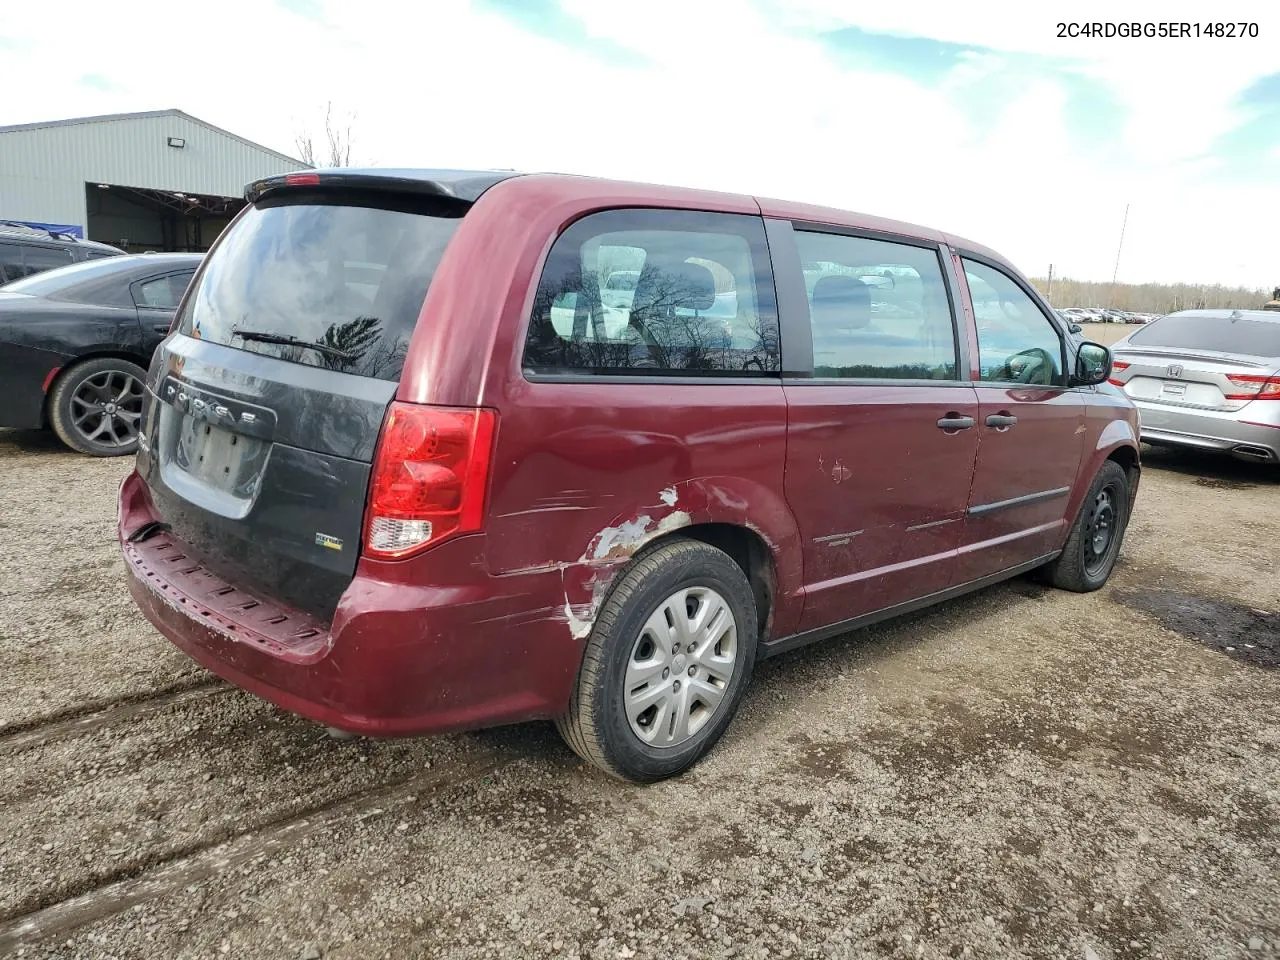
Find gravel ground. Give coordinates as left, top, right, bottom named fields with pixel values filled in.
left=0, top=428, right=1277, bottom=960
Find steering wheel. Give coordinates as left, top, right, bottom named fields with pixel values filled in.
left=1008, top=347, right=1053, bottom=385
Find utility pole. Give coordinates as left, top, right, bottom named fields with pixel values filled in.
left=1047, top=263, right=1054, bottom=302
left=1109, top=204, right=1129, bottom=308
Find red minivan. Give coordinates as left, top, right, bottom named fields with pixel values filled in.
left=117, top=170, right=1139, bottom=781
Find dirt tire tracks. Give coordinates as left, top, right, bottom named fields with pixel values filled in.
left=0, top=680, right=229, bottom=757
left=0, top=747, right=510, bottom=950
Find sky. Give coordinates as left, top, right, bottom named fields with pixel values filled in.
left=0, top=0, right=1276, bottom=288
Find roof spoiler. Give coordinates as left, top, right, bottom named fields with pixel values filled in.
left=244, top=169, right=518, bottom=205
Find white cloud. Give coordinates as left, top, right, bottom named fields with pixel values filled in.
left=0, top=0, right=1276, bottom=288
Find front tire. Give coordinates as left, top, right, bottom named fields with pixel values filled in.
left=1043, top=460, right=1130, bottom=592
left=556, top=539, right=758, bottom=782
left=48, top=357, right=147, bottom=457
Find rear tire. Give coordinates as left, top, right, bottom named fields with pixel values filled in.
left=48, top=357, right=147, bottom=457
left=1042, top=460, right=1130, bottom=592
left=556, top=538, right=758, bottom=782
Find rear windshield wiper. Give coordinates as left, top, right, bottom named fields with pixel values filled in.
left=231, top=328, right=352, bottom=361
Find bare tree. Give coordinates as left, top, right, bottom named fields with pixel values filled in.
left=1029, top=276, right=1270, bottom=314
left=295, top=101, right=356, bottom=167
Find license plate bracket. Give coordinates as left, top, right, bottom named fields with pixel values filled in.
left=175, top=417, right=266, bottom=498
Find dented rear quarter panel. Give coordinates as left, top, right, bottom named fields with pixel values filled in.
left=398, top=175, right=803, bottom=650
left=482, top=382, right=800, bottom=639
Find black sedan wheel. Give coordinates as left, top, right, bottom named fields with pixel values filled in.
left=48, top=357, right=147, bottom=456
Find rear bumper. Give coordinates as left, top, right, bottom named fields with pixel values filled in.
left=118, top=470, right=584, bottom=736
left=1133, top=400, right=1280, bottom=462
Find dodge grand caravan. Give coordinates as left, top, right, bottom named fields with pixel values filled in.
left=117, top=169, right=1140, bottom=782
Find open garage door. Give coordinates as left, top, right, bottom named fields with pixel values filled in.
left=85, top=183, right=245, bottom=253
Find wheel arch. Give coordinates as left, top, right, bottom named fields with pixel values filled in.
left=559, top=476, right=804, bottom=649
left=1105, top=441, right=1140, bottom=482
left=1062, top=415, right=1141, bottom=532
left=644, top=522, right=776, bottom=644
left=43, top=349, right=151, bottom=425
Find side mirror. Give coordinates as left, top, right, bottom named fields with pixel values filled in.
left=1072, top=341, right=1111, bottom=387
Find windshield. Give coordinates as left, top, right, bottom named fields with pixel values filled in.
left=0, top=256, right=135, bottom=297
left=1128, top=313, right=1280, bottom=357
left=176, top=198, right=463, bottom=381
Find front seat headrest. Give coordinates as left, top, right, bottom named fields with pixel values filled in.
left=633, top=260, right=718, bottom=316
left=811, top=275, right=871, bottom=331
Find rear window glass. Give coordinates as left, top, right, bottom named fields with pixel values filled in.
left=176, top=198, right=462, bottom=381
left=523, top=209, right=779, bottom=377
left=1128, top=313, right=1280, bottom=356
left=1, top=255, right=137, bottom=302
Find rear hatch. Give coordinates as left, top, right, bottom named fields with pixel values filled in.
left=131, top=175, right=481, bottom=621
left=1111, top=313, right=1280, bottom=412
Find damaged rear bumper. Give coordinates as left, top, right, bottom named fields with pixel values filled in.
left=117, top=470, right=587, bottom=737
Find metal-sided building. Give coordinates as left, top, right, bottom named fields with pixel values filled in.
left=0, top=110, right=304, bottom=252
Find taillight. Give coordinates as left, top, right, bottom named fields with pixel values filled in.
left=1108, top=360, right=1130, bottom=386
left=363, top=403, right=497, bottom=560
left=1224, top=373, right=1280, bottom=401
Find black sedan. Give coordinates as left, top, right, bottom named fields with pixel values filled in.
left=0, top=253, right=202, bottom=455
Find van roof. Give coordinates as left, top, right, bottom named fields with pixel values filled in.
left=245, top=168, right=522, bottom=203
left=244, top=168, right=1008, bottom=271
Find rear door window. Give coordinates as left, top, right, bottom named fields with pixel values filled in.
left=176, top=197, right=464, bottom=381
left=23, top=245, right=75, bottom=275
left=135, top=271, right=195, bottom=309
left=1128, top=313, right=1280, bottom=356
left=796, top=231, right=958, bottom=379
left=0, top=242, right=23, bottom=283
left=0, top=242, right=73, bottom=282
left=524, top=209, right=780, bottom=376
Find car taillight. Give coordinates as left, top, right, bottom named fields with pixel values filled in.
left=1108, top=360, right=1130, bottom=386
left=1224, top=373, right=1280, bottom=401
left=364, top=403, right=497, bottom=560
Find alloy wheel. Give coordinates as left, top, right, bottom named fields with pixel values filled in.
left=69, top=370, right=144, bottom=448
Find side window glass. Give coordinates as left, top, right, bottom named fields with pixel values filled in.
left=22, top=245, right=74, bottom=276
left=523, top=209, right=780, bottom=376
left=796, top=231, right=957, bottom=380
left=136, top=274, right=188, bottom=309
left=170, top=270, right=195, bottom=306
left=0, top=243, right=20, bottom=283
left=963, top=259, right=1063, bottom=385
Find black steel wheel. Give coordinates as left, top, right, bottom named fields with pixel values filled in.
left=1082, top=482, right=1121, bottom=579
left=1042, top=460, right=1131, bottom=592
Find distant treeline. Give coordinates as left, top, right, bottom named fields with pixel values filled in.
left=1028, top=277, right=1274, bottom=313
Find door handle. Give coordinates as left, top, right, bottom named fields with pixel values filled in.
left=986, top=413, right=1019, bottom=428
left=936, top=415, right=975, bottom=431
left=153, top=324, right=172, bottom=333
